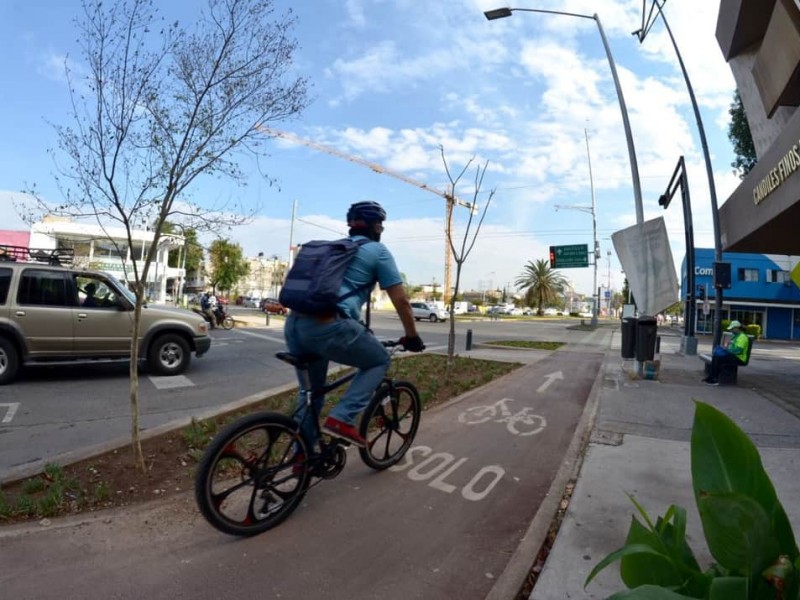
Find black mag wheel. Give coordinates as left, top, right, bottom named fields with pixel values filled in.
left=221, top=316, right=235, bottom=330
left=194, top=412, right=310, bottom=537
left=358, top=381, right=421, bottom=470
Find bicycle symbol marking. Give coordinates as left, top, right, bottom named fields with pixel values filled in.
left=458, top=398, right=546, bottom=436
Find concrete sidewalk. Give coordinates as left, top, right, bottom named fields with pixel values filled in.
left=531, top=332, right=800, bottom=599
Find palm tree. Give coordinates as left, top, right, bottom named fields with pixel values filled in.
left=515, top=259, right=567, bottom=316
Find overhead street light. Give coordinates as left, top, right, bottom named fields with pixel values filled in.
left=484, top=5, right=644, bottom=225
left=634, top=0, right=726, bottom=348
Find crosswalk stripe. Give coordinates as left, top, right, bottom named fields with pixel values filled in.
left=148, top=375, right=195, bottom=389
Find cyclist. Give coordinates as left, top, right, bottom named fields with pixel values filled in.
left=284, top=200, right=424, bottom=449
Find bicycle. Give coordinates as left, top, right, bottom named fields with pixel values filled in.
left=194, top=339, right=421, bottom=536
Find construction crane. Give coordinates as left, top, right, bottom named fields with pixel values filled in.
left=258, top=124, right=475, bottom=304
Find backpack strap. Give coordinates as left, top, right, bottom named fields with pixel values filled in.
left=337, top=238, right=377, bottom=326
left=337, top=238, right=376, bottom=302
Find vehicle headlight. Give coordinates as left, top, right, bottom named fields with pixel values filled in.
left=198, top=322, right=208, bottom=334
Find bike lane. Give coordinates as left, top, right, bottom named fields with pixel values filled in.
left=0, top=350, right=602, bottom=600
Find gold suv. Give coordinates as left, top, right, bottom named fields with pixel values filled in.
left=0, top=246, right=211, bottom=384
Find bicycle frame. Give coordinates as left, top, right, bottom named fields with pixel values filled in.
left=283, top=341, right=402, bottom=447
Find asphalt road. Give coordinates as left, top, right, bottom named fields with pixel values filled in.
left=0, top=310, right=612, bottom=482
left=0, top=335, right=605, bottom=600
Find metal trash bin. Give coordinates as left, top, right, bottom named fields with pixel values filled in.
left=621, top=317, right=637, bottom=359
left=635, top=316, right=658, bottom=362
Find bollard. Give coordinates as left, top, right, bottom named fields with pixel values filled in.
left=466, top=329, right=473, bottom=351
left=265, top=312, right=270, bottom=326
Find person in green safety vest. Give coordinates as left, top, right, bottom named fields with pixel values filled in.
left=704, top=320, right=750, bottom=385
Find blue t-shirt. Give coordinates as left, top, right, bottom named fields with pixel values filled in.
left=337, top=235, right=403, bottom=320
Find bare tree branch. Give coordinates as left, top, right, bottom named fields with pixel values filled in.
left=22, top=0, right=309, bottom=470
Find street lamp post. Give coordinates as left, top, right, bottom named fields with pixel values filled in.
left=635, top=1, right=725, bottom=348
left=554, top=129, right=599, bottom=327
left=485, top=6, right=644, bottom=224
left=257, top=251, right=266, bottom=299
left=556, top=202, right=598, bottom=326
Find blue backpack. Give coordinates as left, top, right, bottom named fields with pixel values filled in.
left=279, top=238, right=373, bottom=315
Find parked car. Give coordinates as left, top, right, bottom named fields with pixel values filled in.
left=260, top=297, right=287, bottom=315
left=0, top=246, right=211, bottom=385
left=506, top=307, right=523, bottom=316
left=523, top=308, right=536, bottom=316
left=241, top=296, right=261, bottom=308
left=410, top=302, right=448, bottom=322
left=542, top=307, right=558, bottom=316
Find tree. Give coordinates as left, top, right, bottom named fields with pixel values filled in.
left=515, top=259, right=567, bottom=316
left=208, top=239, right=249, bottom=295
left=728, top=90, right=757, bottom=179
left=21, top=0, right=309, bottom=470
left=441, top=147, right=495, bottom=368
left=163, top=222, right=203, bottom=275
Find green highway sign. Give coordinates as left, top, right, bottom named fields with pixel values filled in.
left=549, top=244, right=588, bottom=268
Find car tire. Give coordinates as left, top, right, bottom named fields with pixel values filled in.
left=429, top=314, right=438, bottom=323
left=0, top=337, right=19, bottom=385
left=148, top=333, right=191, bottom=376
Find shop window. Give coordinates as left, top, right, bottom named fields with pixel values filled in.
left=94, top=240, right=128, bottom=259
left=767, top=269, right=790, bottom=283
left=737, top=268, right=759, bottom=282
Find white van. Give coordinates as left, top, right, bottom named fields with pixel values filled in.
left=450, top=301, right=469, bottom=315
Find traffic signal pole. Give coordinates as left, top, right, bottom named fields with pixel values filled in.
left=659, top=156, right=697, bottom=355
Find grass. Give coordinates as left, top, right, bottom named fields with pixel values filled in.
left=0, top=353, right=522, bottom=525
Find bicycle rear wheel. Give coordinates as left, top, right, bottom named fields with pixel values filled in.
left=221, top=316, right=235, bottom=330
left=359, top=381, right=421, bottom=470
left=194, top=412, right=310, bottom=536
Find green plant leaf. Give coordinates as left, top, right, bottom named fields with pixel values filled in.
left=606, top=585, right=699, bottom=599
left=707, top=576, right=747, bottom=599
left=698, top=491, right=780, bottom=576
left=585, top=542, right=671, bottom=588
left=691, top=402, right=798, bottom=560
left=620, top=518, right=689, bottom=589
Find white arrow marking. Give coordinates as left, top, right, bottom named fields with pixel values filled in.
left=537, top=371, right=564, bottom=393
left=1, top=402, right=20, bottom=424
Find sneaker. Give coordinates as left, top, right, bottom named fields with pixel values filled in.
left=288, top=450, right=306, bottom=475
left=321, top=416, right=366, bottom=448
left=704, top=379, right=719, bottom=386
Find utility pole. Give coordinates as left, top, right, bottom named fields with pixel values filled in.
left=555, top=129, right=599, bottom=326
left=607, top=249, right=612, bottom=315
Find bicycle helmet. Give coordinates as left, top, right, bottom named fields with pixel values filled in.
left=346, top=201, right=387, bottom=225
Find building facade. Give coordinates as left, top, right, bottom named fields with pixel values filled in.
left=716, top=0, right=800, bottom=254
left=28, top=218, right=185, bottom=303
left=683, top=248, right=800, bottom=340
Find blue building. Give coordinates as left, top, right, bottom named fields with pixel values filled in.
left=682, top=249, right=800, bottom=340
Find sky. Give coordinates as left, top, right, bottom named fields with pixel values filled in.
left=0, top=0, right=740, bottom=299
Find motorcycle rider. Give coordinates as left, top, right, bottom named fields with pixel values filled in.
left=200, top=292, right=216, bottom=329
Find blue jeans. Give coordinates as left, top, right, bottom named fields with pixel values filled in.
left=284, top=314, right=390, bottom=448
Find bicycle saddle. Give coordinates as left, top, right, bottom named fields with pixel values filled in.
left=275, top=351, right=321, bottom=367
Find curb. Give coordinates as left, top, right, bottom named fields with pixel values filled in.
left=1, top=379, right=299, bottom=486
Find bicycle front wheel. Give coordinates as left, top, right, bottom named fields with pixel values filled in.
left=194, top=412, right=310, bottom=536
left=221, top=316, right=235, bottom=330
left=359, top=381, right=421, bottom=470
